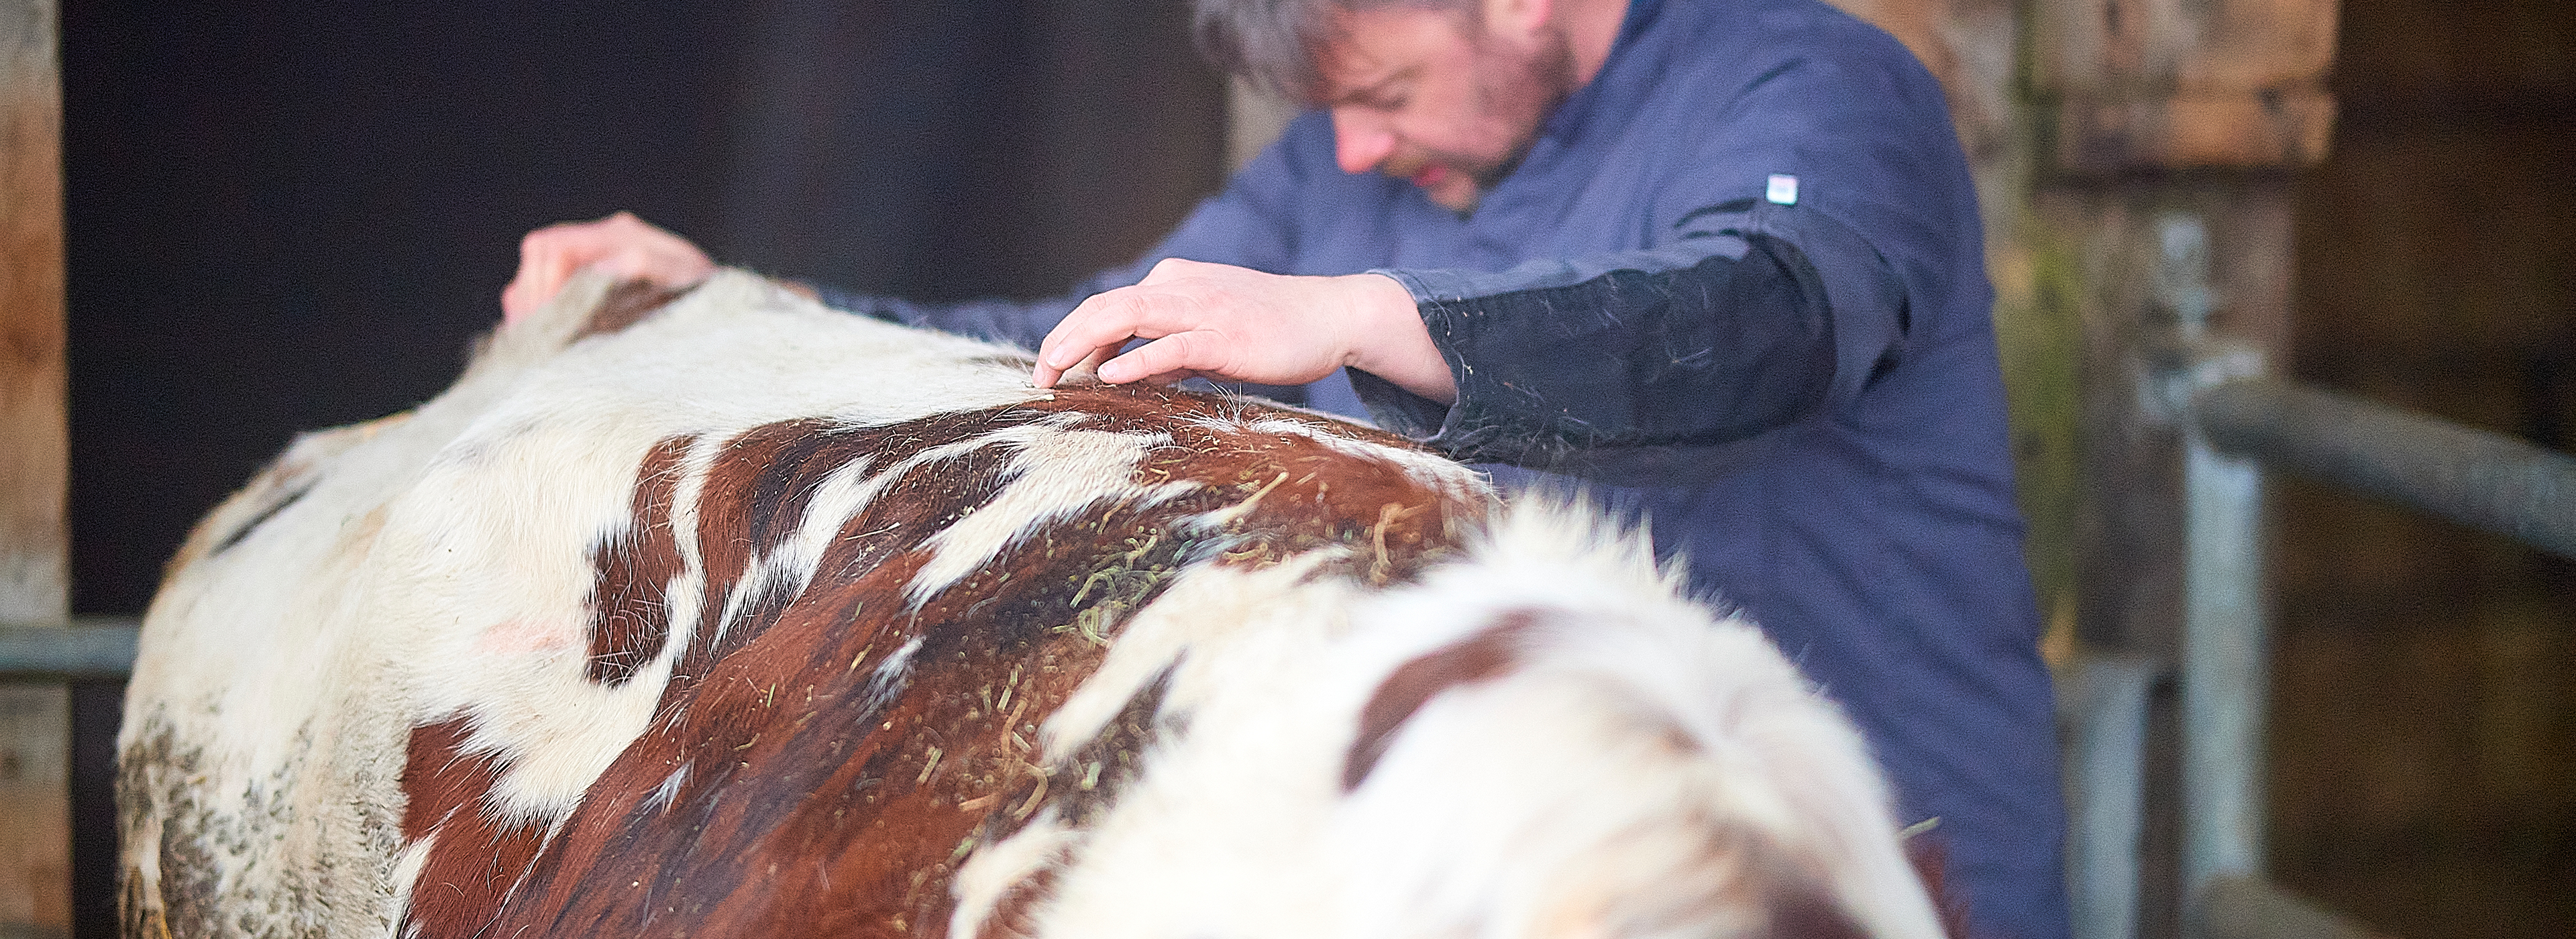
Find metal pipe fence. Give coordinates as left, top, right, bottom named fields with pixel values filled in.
left=2150, top=350, right=2576, bottom=939
left=0, top=617, right=138, bottom=680
left=2193, top=376, right=2576, bottom=561
left=2058, top=213, right=2571, bottom=939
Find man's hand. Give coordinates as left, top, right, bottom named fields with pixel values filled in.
left=500, top=212, right=716, bottom=324
left=1032, top=258, right=1457, bottom=404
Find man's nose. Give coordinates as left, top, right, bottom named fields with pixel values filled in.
left=1331, top=109, right=1397, bottom=175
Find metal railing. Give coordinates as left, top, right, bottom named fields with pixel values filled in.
left=2143, top=362, right=2574, bottom=939
left=2066, top=215, right=2576, bottom=939
left=2191, top=377, right=2576, bottom=558
left=0, top=616, right=139, bottom=680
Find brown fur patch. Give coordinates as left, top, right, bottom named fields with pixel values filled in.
left=586, top=434, right=694, bottom=685
left=205, top=478, right=313, bottom=556
left=578, top=278, right=696, bottom=339
left=398, top=715, right=551, bottom=934
left=1759, top=832, right=1970, bottom=939
left=974, top=864, right=1060, bottom=939
left=1907, top=836, right=1974, bottom=939
left=1766, top=880, right=1873, bottom=939
left=1341, top=608, right=1546, bottom=791
left=393, top=383, right=1485, bottom=938
left=1015, top=384, right=1480, bottom=586
left=1049, top=666, right=1173, bottom=832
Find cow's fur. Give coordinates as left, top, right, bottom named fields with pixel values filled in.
left=117, top=270, right=1948, bottom=939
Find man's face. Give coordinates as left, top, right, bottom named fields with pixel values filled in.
left=1313, top=4, right=1576, bottom=211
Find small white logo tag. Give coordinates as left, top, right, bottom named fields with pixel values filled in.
left=1766, top=174, right=1799, bottom=205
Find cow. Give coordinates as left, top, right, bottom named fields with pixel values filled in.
left=117, top=269, right=1953, bottom=939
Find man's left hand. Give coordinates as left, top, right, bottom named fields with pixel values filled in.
left=1032, top=258, right=1457, bottom=404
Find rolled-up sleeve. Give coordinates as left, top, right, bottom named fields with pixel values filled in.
left=1350, top=200, right=1907, bottom=482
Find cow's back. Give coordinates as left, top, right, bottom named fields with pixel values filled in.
left=117, top=272, right=1494, bottom=938
left=119, top=271, right=1947, bottom=939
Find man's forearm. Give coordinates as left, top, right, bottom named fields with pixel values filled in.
left=1341, top=273, right=1456, bottom=404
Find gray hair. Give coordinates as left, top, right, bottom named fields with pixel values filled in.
left=1193, top=0, right=1472, bottom=101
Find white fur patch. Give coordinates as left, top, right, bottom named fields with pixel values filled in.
left=948, top=814, right=1078, bottom=939
left=905, top=425, right=1175, bottom=605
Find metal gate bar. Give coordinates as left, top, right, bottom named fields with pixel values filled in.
left=0, top=618, right=141, bottom=680
left=2157, top=349, right=2576, bottom=939
left=2192, top=376, right=2576, bottom=561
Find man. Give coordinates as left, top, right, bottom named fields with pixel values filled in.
left=505, top=0, right=2069, bottom=935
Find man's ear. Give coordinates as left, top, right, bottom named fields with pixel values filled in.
left=1479, top=0, right=1554, bottom=42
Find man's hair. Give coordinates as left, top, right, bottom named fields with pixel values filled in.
left=1193, top=0, right=1472, bottom=101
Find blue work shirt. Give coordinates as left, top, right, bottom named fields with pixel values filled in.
left=825, top=0, right=2068, bottom=934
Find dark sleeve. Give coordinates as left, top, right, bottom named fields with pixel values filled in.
left=1350, top=201, right=1908, bottom=484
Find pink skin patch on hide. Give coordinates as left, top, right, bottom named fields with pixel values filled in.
left=476, top=614, right=582, bottom=655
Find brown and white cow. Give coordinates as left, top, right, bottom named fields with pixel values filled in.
left=118, top=270, right=1950, bottom=939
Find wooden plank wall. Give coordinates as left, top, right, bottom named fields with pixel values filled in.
left=2268, top=0, right=2576, bottom=933
left=0, top=0, right=69, bottom=934
left=0, top=0, right=61, bottom=616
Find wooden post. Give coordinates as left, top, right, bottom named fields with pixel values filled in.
left=0, top=0, right=62, bottom=618
left=1, top=0, right=70, bottom=935
left=2028, top=0, right=2337, bottom=667
left=2026, top=0, right=2338, bottom=934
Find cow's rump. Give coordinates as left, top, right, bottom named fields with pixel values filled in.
left=117, top=271, right=1947, bottom=939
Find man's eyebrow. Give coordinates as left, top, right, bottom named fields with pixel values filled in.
left=1324, top=66, right=1415, bottom=106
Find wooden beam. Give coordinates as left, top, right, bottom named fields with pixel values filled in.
left=1, top=0, right=71, bottom=936
left=0, top=0, right=64, bottom=622
left=2050, top=86, right=2339, bottom=174
left=2033, top=0, right=2343, bottom=174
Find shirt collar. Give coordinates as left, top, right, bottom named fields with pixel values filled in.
left=1538, top=0, right=1666, bottom=142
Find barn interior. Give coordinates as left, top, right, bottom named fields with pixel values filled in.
left=1, top=0, right=2569, bottom=937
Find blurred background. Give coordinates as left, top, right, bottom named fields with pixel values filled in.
left=0, top=0, right=2567, bottom=936
left=2269, top=0, right=2573, bottom=926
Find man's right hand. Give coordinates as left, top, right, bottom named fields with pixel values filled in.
left=501, top=211, right=716, bottom=324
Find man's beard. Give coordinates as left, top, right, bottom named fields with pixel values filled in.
left=1463, top=25, right=1579, bottom=191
